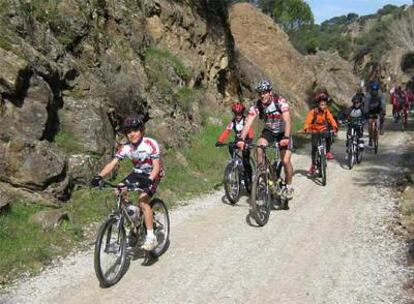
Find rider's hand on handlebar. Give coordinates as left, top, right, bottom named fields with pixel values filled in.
left=90, top=175, right=103, bottom=188
left=279, top=136, right=290, bottom=147
left=236, top=140, right=245, bottom=150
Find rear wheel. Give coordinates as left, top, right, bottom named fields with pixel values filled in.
left=94, top=217, right=129, bottom=288
left=150, top=199, right=170, bottom=257
left=320, top=153, right=327, bottom=186
left=250, top=169, right=271, bottom=226
left=224, top=162, right=241, bottom=204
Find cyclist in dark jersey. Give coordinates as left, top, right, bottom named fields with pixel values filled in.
left=238, top=80, right=294, bottom=201
left=364, top=82, right=386, bottom=146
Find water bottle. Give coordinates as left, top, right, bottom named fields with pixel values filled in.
left=126, top=204, right=140, bottom=227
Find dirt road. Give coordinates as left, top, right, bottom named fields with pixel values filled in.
left=2, top=118, right=413, bottom=304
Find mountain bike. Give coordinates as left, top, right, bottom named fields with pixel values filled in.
left=94, top=180, right=170, bottom=288
left=217, top=142, right=254, bottom=204
left=307, top=130, right=333, bottom=186
left=344, top=119, right=364, bottom=169
left=250, top=143, right=287, bottom=226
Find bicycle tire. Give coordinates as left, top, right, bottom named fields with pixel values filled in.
left=94, top=217, right=130, bottom=288
left=250, top=169, right=271, bottom=226
left=223, top=162, right=241, bottom=204
left=347, top=139, right=354, bottom=170
left=320, top=154, right=327, bottom=186
left=150, top=198, right=170, bottom=258
left=356, top=145, right=363, bottom=164
left=373, top=130, right=378, bottom=154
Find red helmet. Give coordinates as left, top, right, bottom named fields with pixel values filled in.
left=231, top=102, right=246, bottom=115
left=315, top=92, right=329, bottom=102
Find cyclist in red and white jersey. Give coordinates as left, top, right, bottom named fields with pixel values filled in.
left=238, top=80, right=294, bottom=201
left=90, top=115, right=163, bottom=251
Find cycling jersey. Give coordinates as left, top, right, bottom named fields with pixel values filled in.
left=115, top=137, right=162, bottom=176
left=248, top=95, right=289, bottom=134
left=304, top=108, right=338, bottom=132
left=217, top=116, right=254, bottom=143
left=364, top=93, right=385, bottom=116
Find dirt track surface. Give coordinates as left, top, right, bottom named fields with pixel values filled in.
left=2, top=118, right=414, bottom=304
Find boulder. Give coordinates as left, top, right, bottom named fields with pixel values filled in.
left=29, top=209, right=69, bottom=231
left=0, top=140, right=66, bottom=190
left=0, top=48, right=29, bottom=97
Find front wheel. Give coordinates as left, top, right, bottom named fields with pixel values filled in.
left=224, top=162, right=241, bottom=204
left=94, top=216, right=130, bottom=288
left=347, top=141, right=354, bottom=170
left=150, top=198, right=170, bottom=257
left=250, top=169, right=271, bottom=226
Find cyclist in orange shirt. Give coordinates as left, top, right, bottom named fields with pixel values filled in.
left=304, top=93, right=338, bottom=175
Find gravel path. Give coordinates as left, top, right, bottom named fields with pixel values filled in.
left=1, top=117, right=413, bottom=304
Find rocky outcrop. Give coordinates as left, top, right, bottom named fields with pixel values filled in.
left=0, top=0, right=237, bottom=203
left=229, top=3, right=358, bottom=109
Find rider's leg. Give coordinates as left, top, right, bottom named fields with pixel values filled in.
left=311, top=134, right=318, bottom=165
left=256, top=137, right=269, bottom=166
left=281, top=149, right=293, bottom=185
left=368, top=118, right=374, bottom=144
left=139, top=193, right=153, bottom=231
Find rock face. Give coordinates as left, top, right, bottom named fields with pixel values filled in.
left=0, top=1, right=359, bottom=204
left=0, top=0, right=237, bottom=203
left=229, top=3, right=358, bottom=109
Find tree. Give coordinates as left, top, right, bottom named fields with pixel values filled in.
left=272, top=0, right=314, bottom=32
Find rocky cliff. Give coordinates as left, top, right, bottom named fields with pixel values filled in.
left=0, top=1, right=358, bottom=206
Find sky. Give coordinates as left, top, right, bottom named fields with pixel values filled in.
left=307, top=0, right=413, bottom=24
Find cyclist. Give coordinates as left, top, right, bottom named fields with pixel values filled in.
left=90, top=115, right=163, bottom=251
left=344, top=94, right=365, bottom=149
left=238, top=79, right=294, bottom=200
left=304, top=92, right=338, bottom=175
left=391, top=86, right=409, bottom=128
left=364, top=82, right=386, bottom=145
left=216, top=102, right=254, bottom=189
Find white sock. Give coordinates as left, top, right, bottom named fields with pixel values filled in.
left=286, top=184, right=293, bottom=190
left=146, top=229, right=155, bottom=239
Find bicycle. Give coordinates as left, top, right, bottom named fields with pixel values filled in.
left=343, top=119, right=364, bottom=169
left=250, top=143, right=287, bottom=226
left=307, top=130, right=333, bottom=186
left=217, top=142, right=254, bottom=204
left=93, top=180, right=170, bottom=287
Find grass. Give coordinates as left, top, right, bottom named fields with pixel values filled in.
left=0, top=203, right=81, bottom=282
left=54, top=129, right=84, bottom=154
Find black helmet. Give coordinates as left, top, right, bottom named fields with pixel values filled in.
left=255, top=80, right=272, bottom=93
left=352, top=94, right=364, bottom=104
left=120, top=115, right=144, bottom=131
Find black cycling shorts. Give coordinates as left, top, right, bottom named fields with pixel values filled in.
left=122, top=172, right=160, bottom=197
left=260, top=129, right=293, bottom=151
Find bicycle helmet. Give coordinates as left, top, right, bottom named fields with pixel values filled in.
left=352, top=94, right=364, bottom=104
left=370, top=82, right=380, bottom=91
left=315, top=92, right=329, bottom=102
left=120, top=115, right=144, bottom=131
left=231, top=102, right=246, bottom=115
left=255, top=80, right=272, bottom=93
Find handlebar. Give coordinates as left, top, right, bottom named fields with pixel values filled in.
left=99, top=180, right=145, bottom=192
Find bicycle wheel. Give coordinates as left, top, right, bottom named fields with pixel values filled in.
left=373, top=130, right=378, bottom=154
left=150, top=198, right=170, bottom=257
left=356, top=144, right=363, bottom=164
left=223, top=162, right=241, bottom=204
left=94, top=216, right=129, bottom=288
left=320, top=153, right=327, bottom=186
left=347, top=140, right=354, bottom=170
left=250, top=169, right=271, bottom=226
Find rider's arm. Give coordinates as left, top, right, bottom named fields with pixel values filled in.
left=217, top=122, right=232, bottom=143
left=303, top=110, right=314, bottom=132
left=98, top=158, right=119, bottom=178
left=247, top=126, right=254, bottom=140
left=149, top=158, right=161, bottom=181
left=240, top=110, right=256, bottom=140
left=327, top=110, right=338, bottom=131
left=282, top=110, right=291, bottom=137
